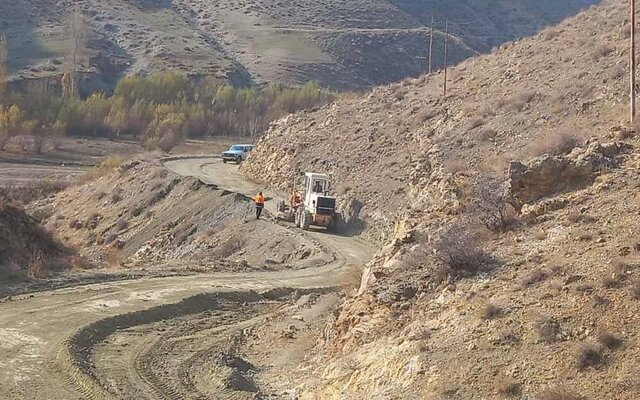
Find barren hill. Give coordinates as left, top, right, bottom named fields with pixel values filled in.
left=242, top=0, right=640, bottom=398
left=2, top=0, right=596, bottom=92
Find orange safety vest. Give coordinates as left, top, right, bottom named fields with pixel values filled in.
left=255, top=194, right=265, bottom=205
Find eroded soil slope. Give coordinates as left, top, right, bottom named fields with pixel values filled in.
left=32, top=158, right=331, bottom=273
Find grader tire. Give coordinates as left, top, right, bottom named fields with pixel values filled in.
left=301, top=211, right=311, bottom=230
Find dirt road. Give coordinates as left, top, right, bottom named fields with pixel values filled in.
left=0, top=157, right=372, bottom=399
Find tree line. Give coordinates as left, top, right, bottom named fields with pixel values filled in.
left=0, top=70, right=336, bottom=153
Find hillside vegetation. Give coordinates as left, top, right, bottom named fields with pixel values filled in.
left=1, top=0, right=596, bottom=91
left=242, top=0, right=640, bottom=398
left=0, top=72, right=334, bottom=153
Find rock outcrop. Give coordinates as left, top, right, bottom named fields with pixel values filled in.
left=508, top=141, right=630, bottom=210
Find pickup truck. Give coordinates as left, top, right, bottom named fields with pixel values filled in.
left=221, top=144, right=255, bottom=164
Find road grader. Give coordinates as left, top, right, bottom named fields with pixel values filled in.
left=277, top=172, right=339, bottom=231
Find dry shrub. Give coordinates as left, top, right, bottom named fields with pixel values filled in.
left=84, top=212, right=101, bottom=229
left=414, top=108, right=435, bottom=125
left=111, top=189, right=122, bottom=204
left=473, top=176, right=517, bottom=232
left=479, top=303, right=502, bottom=320
left=104, top=248, right=123, bottom=268
left=26, top=250, right=46, bottom=279
left=533, top=314, right=561, bottom=342
left=521, top=269, right=548, bottom=287
left=130, top=206, right=144, bottom=217
left=629, top=280, right=640, bottom=299
left=467, top=116, right=485, bottom=130
left=68, top=218, right=81, bottom=229
left=596, top=329, right=622, bottom=350
left=434, top=221, right=485, bottom=276
left=495, top=376, right=521, bottom=397
left=443, top=159, right=467, bottom=175
left=479, top=127, right=497, bottom=141
left=536, top=387, right=585, bottom=400
left=575, top=342, right=604, bottom=371
left=590, top=44, right=613, bottom=61
left=214, top=235, right=245, bottom=258
left=527, top=130, right=583, bottom=157
left=0, top=180, right=70, bottom=206
left=341, top=264, right=363, bottom=295
left=103, top=233, right=117, bottom=245
left=115, top=218, right=128, bottom=231
left=78, top=157, right=124, bottom=184
left=541, top=29, right=560, bottom=41
left=172, top=222, right=196, bottom=246
left=601, top=262, right=625, bottom=288
left=393, top=87, right=408, bottom=101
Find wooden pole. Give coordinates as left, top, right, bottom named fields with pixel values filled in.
left=443, top=19, right=449, bottom=97
left=631, top=0, right=636, bottom=124
left=428, top=15, right=434, bottom=75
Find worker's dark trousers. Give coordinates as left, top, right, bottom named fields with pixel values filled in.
left=256, top=205, right=264, bottom=219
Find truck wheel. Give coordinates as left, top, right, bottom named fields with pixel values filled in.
left=294, top=208, right=301, bottom=227
left=236, top=156, right=242, bottom=164
left=222, top=159, right=227, bottom=164
left=301, top=211, right=311, bottom=230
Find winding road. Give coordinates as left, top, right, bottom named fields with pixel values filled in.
left=0, top=157, right=372, bottom=399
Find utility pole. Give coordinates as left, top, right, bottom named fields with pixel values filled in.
left=631, top=0, right=636, bottom=124
left=428, top=15, right=434, bottom=75
left=443, top=19, right=449, bottom=97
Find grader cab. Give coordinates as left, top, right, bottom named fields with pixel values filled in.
left=277, top=172, right=339, bottom=231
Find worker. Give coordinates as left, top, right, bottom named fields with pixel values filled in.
left=254, top=191, right=265, bottom=219
left=290, top=190, right=302, bottom=208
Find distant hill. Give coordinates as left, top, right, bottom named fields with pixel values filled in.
left=1, top=0, right=598, bottom=92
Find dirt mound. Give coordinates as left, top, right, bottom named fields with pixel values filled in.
left=33, top=158, right=332, bottom=272
left=0, top=203, right=69, bottom=280
left=2, top=0, right=595, bottom=90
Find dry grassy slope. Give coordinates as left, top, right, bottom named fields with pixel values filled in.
left=0, top=203, right=69, bottom=280
left=242, top=0, right=640, bottom=398
left=1, top=0, right=596, bottom=90
left=35, top=159, right=331, bottom=272
left=242, top=0, right=631, bottom=243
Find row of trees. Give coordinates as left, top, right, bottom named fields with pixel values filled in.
left=0, top=71, right=336, bottom=152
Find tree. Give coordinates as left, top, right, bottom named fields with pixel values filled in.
left=66, top=4, right=87, bottom=98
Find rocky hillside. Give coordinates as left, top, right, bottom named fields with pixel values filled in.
left=242, top=0, right=640, bottom=398
left=2, top=0, right=596, bottom=92
left=242, top=0, right=630, bottom=243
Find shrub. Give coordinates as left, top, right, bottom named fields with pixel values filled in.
left=575, top=342, right=603, bottom=371
left=527, top=130, right=583, bottom=157
left=536, top=387, right=585, bottom=400
left=467, top=116, right=485, bottom=130
left=630, top=280, right=640, bottom=299
left=521, top=269, right=547, bottom=287
left=533, top=315, right=561, bottom=342
left=434, top=222, right=484, bottom=276
left=79, top=157, right=124, bottom=183
left=479, top=303, right=502, bottom=320
left=590, top=44, right=613, bottom=61
left=115, top=218, right=128, bottom=231
left=596, top=329, right=622, bottom=350
left=495, top=376, right=520, bottom=397
left=473, top=176, right=516, bottom=231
